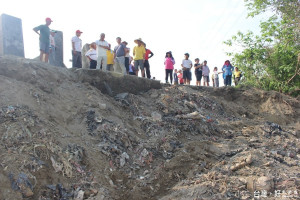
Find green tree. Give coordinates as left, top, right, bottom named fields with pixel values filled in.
left=225, top=0, right=300, bottom=96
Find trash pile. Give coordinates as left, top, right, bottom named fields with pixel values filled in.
left=0, top=56, right=299, bottom=199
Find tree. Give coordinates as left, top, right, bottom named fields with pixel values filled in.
left=225, top=0, right=300, bottom=96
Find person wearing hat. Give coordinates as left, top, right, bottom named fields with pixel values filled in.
left=133, top=38, right=146, bottom=77
left=49, top=30, right=57, bottom=66
left=33, top=17, right=53, bottom=63
left=71, top=30, right=83, bottom=68
left=95, top=33, right=110, bottom=70
left=181, top=53, right=193, bottom=85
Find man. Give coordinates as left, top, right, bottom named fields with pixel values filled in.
left=33, top=17, right=52, bottom=62
left=71, top=30, right=83, bottom=68
left=49, top=30, right=57, bottom=66
left=123, top=41, right=130, bottom=74
left=95, top=33, right=109, bottom=70
left=143, top=43, right=154, bottom=79
left=133, top=38, right=146, bottom=77
left=114, top=37, right=127, bottom=75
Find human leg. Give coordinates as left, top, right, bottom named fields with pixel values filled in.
left=96, top=56, right=102, bottom=69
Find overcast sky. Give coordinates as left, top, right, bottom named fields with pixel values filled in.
left=1, top=0, right=269, bottom=85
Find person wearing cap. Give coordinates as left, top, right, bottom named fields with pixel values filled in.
left=181, top=53, right=193, bottom=85
left=113, top=37, right=127, bottom=75
left=33, top=17, right=53, bottom=63
left=49, top=30, right=57, bottom=66
left=95, top=33, right=110, bottom=70
left=71, top=30, right=83, bottom=68
left=143, top=43, right=154, bottom=79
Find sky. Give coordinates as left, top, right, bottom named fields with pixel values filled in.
left=1, top=0, right=270, bottom=85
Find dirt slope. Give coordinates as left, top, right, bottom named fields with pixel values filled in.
left=0, top=56, right=299, bottom=200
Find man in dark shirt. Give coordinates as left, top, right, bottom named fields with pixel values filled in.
left=33, top=18, right=52, bottom=63
left=143, top=43, right=154, bottom=79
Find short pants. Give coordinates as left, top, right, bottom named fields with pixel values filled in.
left=134, top=60, right=144, bottom=70
left=183, top=69, right=191, bottom=80
left=40, top=41, right=50, bottom=54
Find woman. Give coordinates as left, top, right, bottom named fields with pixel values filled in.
left=222, top=60, right=234, bottom=86
left=164, top=51, right=175, bottom=84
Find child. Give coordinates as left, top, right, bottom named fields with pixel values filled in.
left=194, top=58, right=202, bottom=86
left=164, top=51, right=175, bottom=84
left=178, top=70, right=184, bottom=85
left=129, top=57, right=136, bottom=75
left=202, top=60, right=210, bottom=86
left=213, top=67, right=222, bottom=87
left=234, top=67, right=242, bottom=86
left=106, top=44, right=114, bottom=71
left=174, top=69, right=179, bottom=85
left=85, top=42, right=97, bottom=69
left=181, top=53, right=193, bottom=85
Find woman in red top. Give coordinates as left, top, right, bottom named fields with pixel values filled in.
left=177, top=70, right=184, bottom=84
left=143, top=43, right=154, bottom=79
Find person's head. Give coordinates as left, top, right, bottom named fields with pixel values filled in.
left=76, top=30, right=83, bottom=37
left=143, top=43, right=147, bottom=48
left=166, top=51, right=173, bottom=58
left=122, top=41, right=128, bottom=46
left=214, top=67, right=218, bottom=71
left=225, top=60, right=230, bottom=65
left=175, top=69, right=178, bottom=73
left=45, top=17, right=52, bottom=26
left=184, top=53, right=189, bottom=59
left=235, top=67, right=239, bottom=71
left=195, top=58, right=199, bottom=64
left=100, top=33, right=105, bottom=40
left=179, top=69, right=182, bottom=74
left=90, top=42, right=96, bottom=50
left=50, top=30, right=56, bottom=36
left=135, top=38, right=143, bottom=46
left=116, top=37, right=121, bottom=44
left=203, top=60, right=207, bottom=65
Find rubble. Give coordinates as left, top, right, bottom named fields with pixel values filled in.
left=0, top=56, right=299, bottom=199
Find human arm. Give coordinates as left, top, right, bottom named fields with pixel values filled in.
left=148, top=51, right=154, bottom=59
left=72, top=41, right=76, bottom=55
left=33, top=26, right=41, bottom=36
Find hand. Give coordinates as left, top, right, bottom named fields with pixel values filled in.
left=73, top=50, right=76, bottom=55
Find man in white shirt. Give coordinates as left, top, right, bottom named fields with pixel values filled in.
left=71, top=30, right=83, bottom=68
left=95, top=33, right=110, bottom=70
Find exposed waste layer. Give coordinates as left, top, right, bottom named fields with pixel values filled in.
left=0, top=56, right=299, bottom=200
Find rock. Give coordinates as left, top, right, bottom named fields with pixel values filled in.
left=99, top=103, right=107, bottom=110
left=151, top=112, right=162, bottom=121
left=247, top=176, right=274, bottom=193
left=230, top=155, right=252, bottom=171
left=120, top=152, right=130, bottom=167
left=74, top=190, right=85, bottom=200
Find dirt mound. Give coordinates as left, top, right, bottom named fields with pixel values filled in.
left=0, top=56, right=299, bottom=199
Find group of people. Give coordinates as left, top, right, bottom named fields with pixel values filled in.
left=164, top=52, right=242, bottom=87
left=33, top=18, right=242, bottom=87
left=33, top=18, right=155, bottom=78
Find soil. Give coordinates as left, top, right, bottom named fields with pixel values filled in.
left=0, top=55, right=299, bottom=200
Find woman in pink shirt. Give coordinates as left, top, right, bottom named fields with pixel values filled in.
left=164, top=51, right=175, bottom=84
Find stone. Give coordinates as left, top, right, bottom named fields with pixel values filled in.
left=0, top=14, right=24, bottom=57
left=49, top=31, right=64, bottom=67
left=81, top=43, right=90, bottom=69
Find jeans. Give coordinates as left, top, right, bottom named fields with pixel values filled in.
left=90, top=60, right=97, bottom=69
left=72, top=51, right=82, bottom=68
left=97, top=56, right=107, bottom=70
left=144, top=60, right=151, bottom=79
left=165, top=69, right=173, bottom=83
left=125, top=57, right=129, bottom=72
left=49, top=45, right=55, bottom=66
left=225, top=75, right=232, bottom=86
left=114, top=56, right=126, bottom=75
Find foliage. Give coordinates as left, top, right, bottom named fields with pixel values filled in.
left=225, top=0, right=300, bottom=96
